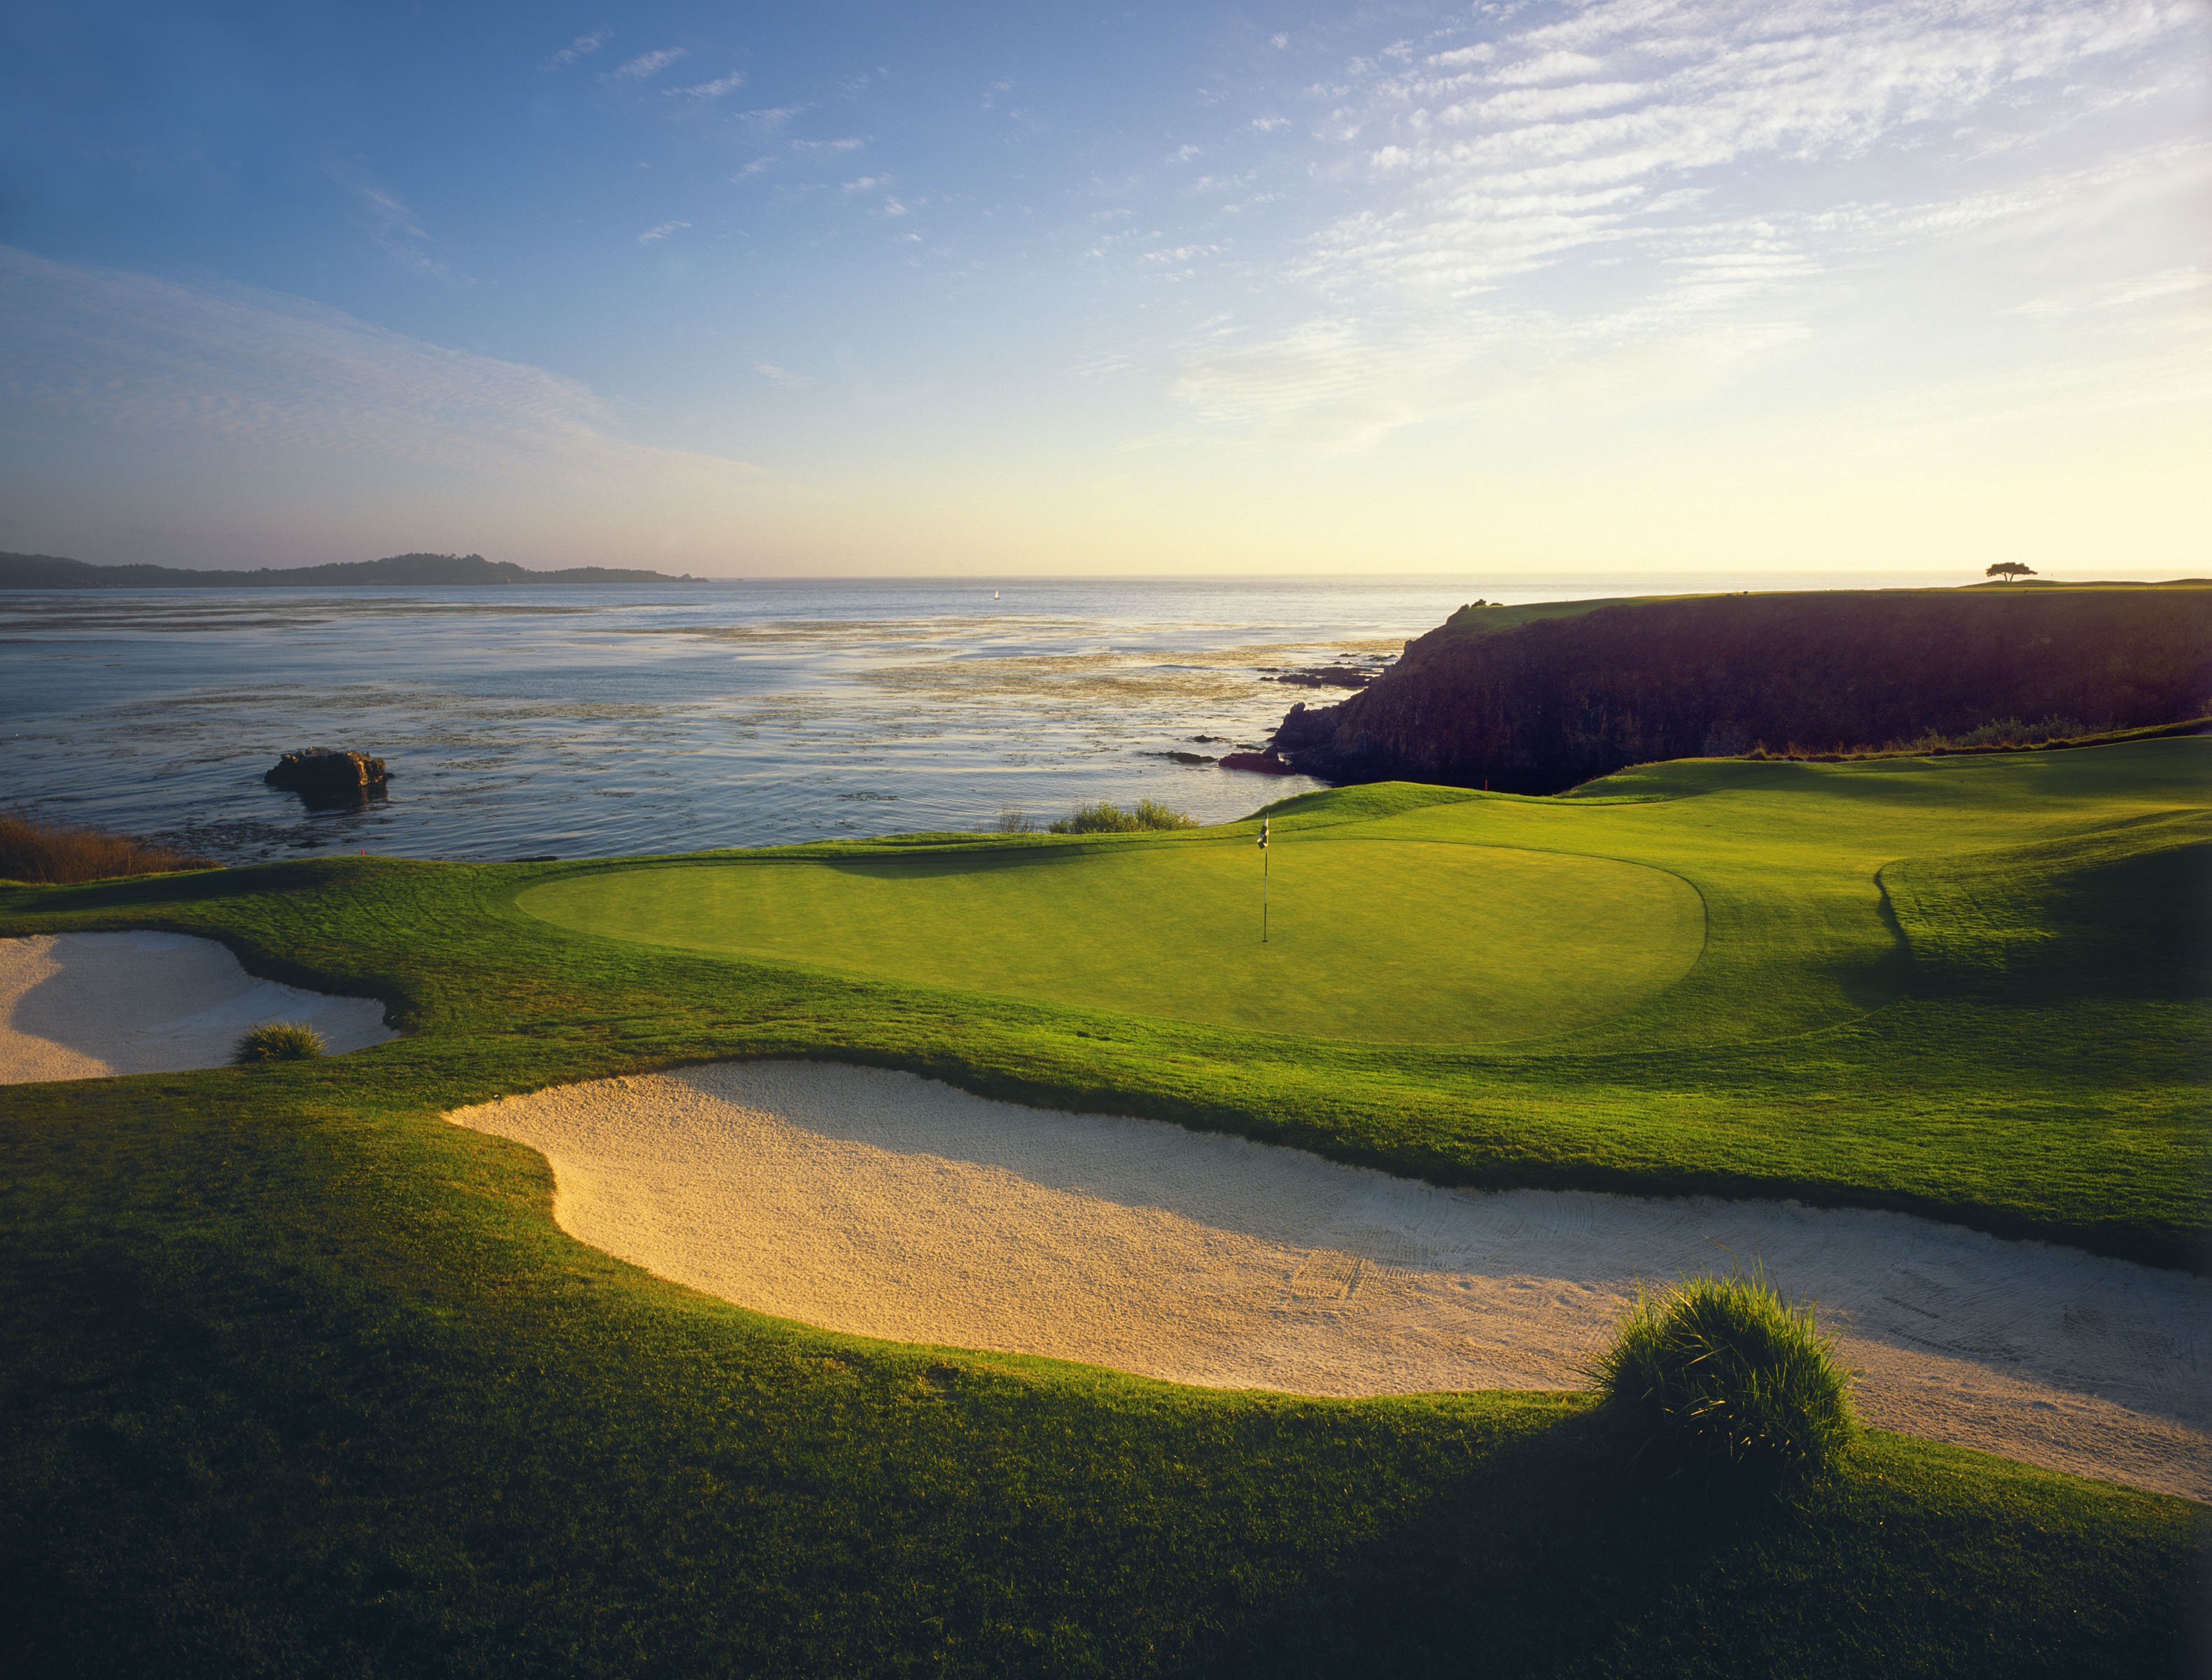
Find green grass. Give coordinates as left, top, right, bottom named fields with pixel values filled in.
left=1, top=738, right=2206, bottom=1672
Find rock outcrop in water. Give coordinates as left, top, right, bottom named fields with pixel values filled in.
left=265, top=749, right=390, bottom=805
left=1270, top=583, right=2212, bottom=795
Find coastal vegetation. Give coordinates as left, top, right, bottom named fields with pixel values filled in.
left=1273, top=582, right=2212, bottom=792
left=0, top=811, right=214, bottom=886
left=0, top=738, right=2204, bottom=1671
left=1047, top=798, right=1196, bottom=834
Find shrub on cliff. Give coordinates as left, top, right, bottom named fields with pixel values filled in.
left=1049, top=799, right=1194, bottom=834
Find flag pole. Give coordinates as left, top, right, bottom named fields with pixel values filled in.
left=1259, top=817, right=1270, bottom=944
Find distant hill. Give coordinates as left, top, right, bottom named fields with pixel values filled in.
left=0, top=551, right=718, bottom=588
left=1272, top=582, right=2212, bottom=794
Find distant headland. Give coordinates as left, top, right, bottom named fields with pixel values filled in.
left=0, top=550, right=723, bottom=589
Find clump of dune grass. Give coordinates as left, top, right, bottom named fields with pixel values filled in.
left=0, top=811, right=217, bottom=885
left=232, top=1022, right=326, bottom=1065
left=995, top=807, right=1039, bottom=834
left=1048, top=799, right=1195, bottom=834
left=1592, top=1270, right=1856, bottom=1487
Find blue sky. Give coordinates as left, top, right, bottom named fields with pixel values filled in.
left=2, top=1, right=2205, bottom=575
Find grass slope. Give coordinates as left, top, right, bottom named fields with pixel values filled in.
left=1, top=740, right=2206, bottom=1673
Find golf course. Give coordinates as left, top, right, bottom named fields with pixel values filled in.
left=2, top=733, right=2207, bottom=1674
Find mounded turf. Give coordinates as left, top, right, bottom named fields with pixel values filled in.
left=1, top=738, right=2206, bottom=1674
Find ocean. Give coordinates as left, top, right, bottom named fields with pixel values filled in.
left=0, top=572, right=1925, bottom=863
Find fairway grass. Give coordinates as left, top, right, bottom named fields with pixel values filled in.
left=1, top=738, right=2206, bottom=1672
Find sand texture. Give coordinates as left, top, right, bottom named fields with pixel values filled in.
left=0, top=932, right=395, bottom=1083
left=452, top=1061, right=2212, bottom=1502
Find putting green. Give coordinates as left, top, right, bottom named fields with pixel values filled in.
left=519, top=839, right=1705, bottom=1044
left=520, top=737, right=2209, bottom=1052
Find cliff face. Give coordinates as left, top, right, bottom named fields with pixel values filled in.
left=1272, top=585, right=2212, bottom=794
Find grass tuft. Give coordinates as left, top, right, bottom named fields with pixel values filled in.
left=231, top=1021, right=327, bottom=1064
left=1593, top=1270, right=1856, bottom=1486
left=0, top=811, right=216, bottom=885
left=1048, top=798, right=1195, bottom=834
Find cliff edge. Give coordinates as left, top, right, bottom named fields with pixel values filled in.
left=1271, top=582, right=2212, bottom=794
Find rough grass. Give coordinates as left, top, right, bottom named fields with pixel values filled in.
left=0, top=811, right=214, bottom=886
left=230, top=1021, right=326, bottom=1064
left=1594, top=1273, right=1856, bottom=1487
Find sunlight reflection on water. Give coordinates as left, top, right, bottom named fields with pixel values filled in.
left=0, top=575, right=1587, bottom=861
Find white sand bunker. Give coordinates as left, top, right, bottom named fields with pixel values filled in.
left=1, top=932, right=396, bottom=1083
left=451, top=1061, right=2212, bottom=1501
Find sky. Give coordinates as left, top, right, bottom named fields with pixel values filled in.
left=1, top=0, right=2206, bottom=578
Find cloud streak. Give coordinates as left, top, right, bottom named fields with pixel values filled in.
left=612, top=47, right=688, bottom=82
left=1133, top=0, right=2208, bottom=454
left=543, top=31, right=610, bottom=69
left=0, top=246, right=757, bottom=484
left=670, top=71, right=746, bottom=99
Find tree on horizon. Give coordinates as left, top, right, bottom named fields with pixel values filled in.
left=1986, top=562, right=2037, bottom=584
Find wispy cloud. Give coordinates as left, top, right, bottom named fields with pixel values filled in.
left=0, top=246, right=758, bottom=482
left=543, top=31, right=610, bottom=69
left=736, top=104, right=805, bottom=132
left=612, top=47, right=687, bottom=82
left=755, top=362, right=813, bottom=389
left=790, top=136, right=867, bottom=158
left=1306, top=0, right=2204, bottom=302
left=668, top=71, right=745, bottom=99
left=347, top=180, right=464, bottom=285
left=1138, top=0, right=2209, bottom=453
left=637, top=220, right=691, bottom=244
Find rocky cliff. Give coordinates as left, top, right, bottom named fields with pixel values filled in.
left=1271, top=583, right=2212, bottom=794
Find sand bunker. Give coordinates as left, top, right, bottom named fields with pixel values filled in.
left=0, top=932, right=395, bottom=1083
left=451, top=1061, right=2212, bottom=1501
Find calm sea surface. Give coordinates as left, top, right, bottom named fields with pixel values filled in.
left=0, top=573, right=1910, bottom=862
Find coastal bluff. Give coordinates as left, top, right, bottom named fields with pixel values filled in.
left=1271, top=582, right=2212, bottom=794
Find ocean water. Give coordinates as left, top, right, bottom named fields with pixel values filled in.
left=0, top=571, right=1934, bottom=862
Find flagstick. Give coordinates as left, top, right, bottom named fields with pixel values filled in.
left=1259, top=816, right=1270, bottom=944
